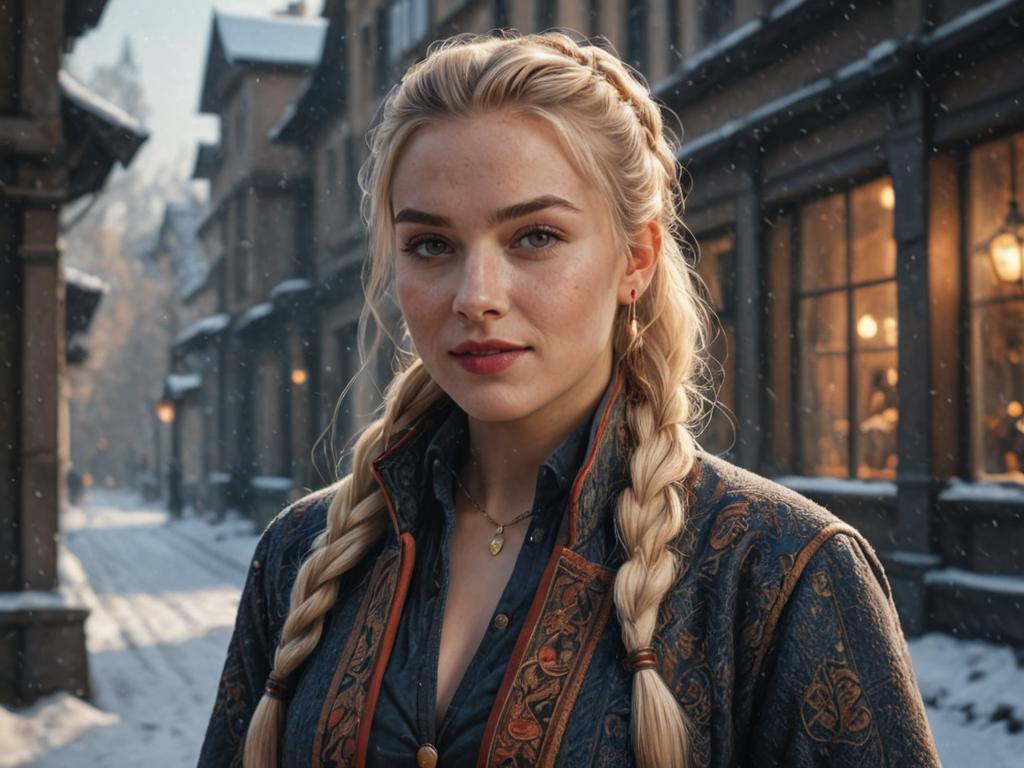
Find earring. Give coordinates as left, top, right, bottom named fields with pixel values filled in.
left=626, top=289, right=639, bottom=342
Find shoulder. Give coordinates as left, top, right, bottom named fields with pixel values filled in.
left=682, top=452, right=861, bottom=563
left=668, top=452, right=888, bottom=666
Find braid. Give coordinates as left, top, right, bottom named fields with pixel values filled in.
left=242, top=361, right=443, bottom=767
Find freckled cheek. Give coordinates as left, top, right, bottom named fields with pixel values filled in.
left=395, top=276, right=447, bottom=338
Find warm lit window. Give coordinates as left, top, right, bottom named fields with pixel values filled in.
left=793, top=177, right=898, bottom=479
left=693, top=232, right=735, bottom=457
left=968, top=131, right=1024, bottom=484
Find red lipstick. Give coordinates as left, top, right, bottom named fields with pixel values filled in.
left=449, top=339, right=530, bottom=374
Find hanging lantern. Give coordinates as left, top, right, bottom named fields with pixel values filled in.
left=987, top=201, right=1024, bottom=284
left=155, top=399, right=175, bottom=424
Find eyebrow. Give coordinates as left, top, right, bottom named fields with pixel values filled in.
left=393, top=195, right=582, bottom=227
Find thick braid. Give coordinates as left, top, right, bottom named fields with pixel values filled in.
left=528, top=34, right=704, bottom=768
left=243, top=360, right=443, bottom=767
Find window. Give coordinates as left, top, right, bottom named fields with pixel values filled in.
left=666, top=0, right=681, bottom=62
left=588, top=0, right=600, bottom=37
left=537, top=0, right=556, bottom=29
left=698, top=0, right=734, bottom=43
left=693, top=233, right=736, bottom=457
left=968, top=131, right=1024, bottom=484
left=325, top=146, right=337, bottom=198
left=492, top=0, right=510, bottom=29
left=791, top=178, right=899, bottom=479
left=388, top=0, right=429, bottom=64
left=625, top=0, right=647, bottom=73
left=234, top=195, right=251, bottom=301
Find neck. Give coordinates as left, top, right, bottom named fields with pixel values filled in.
left=457, top=359, right=614, bottom=516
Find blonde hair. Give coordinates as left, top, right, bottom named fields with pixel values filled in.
left=243, top=30, right=712, bottom=768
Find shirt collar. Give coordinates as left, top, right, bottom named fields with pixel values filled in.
left=421, top=384, right=608, bottom=526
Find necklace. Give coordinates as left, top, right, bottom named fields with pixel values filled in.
left=450, top=469, right=533, bottom=556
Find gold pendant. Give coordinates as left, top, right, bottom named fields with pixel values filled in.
left=489, top=526, right=504, bottom=556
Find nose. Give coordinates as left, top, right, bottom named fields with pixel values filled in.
left=451, top=246, right=509, bottom=322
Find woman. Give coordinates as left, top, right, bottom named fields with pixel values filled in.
left=199, top=31, right=940, bottom=768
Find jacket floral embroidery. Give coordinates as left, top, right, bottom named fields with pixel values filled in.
left=198, top=370, right=940, bottom=767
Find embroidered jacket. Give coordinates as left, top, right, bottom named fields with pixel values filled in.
left=199, top=370, right=940, bottom=767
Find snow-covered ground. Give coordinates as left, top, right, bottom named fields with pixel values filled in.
left=2, top=490, right=1022, bottom=767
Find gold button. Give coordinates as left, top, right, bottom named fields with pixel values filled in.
left=416, top=743, right=439, bottom=768
left=251, top=559, right=262, bottom=571
left=494, top=613, right=510, bottom=630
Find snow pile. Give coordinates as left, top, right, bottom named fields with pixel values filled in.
left=908, top=633, right=1024, bottom=768
left=0, top=693, right=117, bottom=768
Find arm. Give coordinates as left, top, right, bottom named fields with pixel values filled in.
left=197, top=528, right=278, bottom=768
left=747, top=532, right=940, bottom=767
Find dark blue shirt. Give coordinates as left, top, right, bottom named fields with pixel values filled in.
left=366, top=383, right=614, bottom=767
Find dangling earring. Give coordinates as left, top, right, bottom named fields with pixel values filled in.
left=626, top=288, right=639, bottom=342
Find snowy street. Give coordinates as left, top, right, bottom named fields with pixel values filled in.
left=2, top=490, right=1023, bottom=767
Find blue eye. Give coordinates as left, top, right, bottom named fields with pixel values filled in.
left=402, top=238, right=450, bottom=259
left=516, top=226, right=562, bottom=251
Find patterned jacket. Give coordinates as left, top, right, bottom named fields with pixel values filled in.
left=198, top=370, right=940, bottom=767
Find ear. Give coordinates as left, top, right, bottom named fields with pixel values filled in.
left=618, top=219, right=661, bottom=304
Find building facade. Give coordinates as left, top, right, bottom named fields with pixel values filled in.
left=0, top=0, right=147, bottom=703
left=185, top=7, right=326, bottom=522
left=186, top=0, right=1024, bottom=643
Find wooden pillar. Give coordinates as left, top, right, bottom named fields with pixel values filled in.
left=19, top=207, right=63, bottom=590
left=734, top=150, right=763, bottom=471
left=885, top=82, right=934, bottom=635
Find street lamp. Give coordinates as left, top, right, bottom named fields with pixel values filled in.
left=154, top=395, right=182, bottom=518
left=156, top=399, right=175, bottom=424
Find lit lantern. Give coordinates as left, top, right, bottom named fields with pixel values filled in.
left=980, top=137, right=1024, bottom=287
left=155, top=399, right=175, bottom=424
left=987, top=205, right=1024, bottom=285
left=856, top=313, right=878, bottom=340
left=1008, top=401, right=1024, bottom=419
left=879, top=183, right=895, bottom=211
left=291, top=368, right=308, bottom=385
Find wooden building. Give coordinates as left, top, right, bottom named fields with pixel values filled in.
left=0, top=0, right=147, bottom=704
left=188, top=7, right=326, bottom=523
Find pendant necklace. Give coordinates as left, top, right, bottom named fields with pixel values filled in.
left=450, top=468, right=533, bottom=556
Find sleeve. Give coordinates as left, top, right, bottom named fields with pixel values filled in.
left=747, top=532, right=941, bottom=767
left=197, top=527, right=279, bottom=768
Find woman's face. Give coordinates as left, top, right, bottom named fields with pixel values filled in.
left=390, top=112, right=632, bottom=427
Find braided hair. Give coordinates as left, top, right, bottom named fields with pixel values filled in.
left=242, top=30, right=713, bottom=768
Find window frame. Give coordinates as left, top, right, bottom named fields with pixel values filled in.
left=786, top=177, right=899, bottom=479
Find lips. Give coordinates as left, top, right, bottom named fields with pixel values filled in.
left=449, top=339, right=529, bottom=355
left=449, top=340, right=530, bottom=375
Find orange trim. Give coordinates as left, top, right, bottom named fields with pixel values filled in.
left=353, top=531, right=416, bottom=768
left=751, top=521, right=860, bottom=681
left=567, top=368, right=624, bottom=546
left=477, top=543, right=568, bottom=768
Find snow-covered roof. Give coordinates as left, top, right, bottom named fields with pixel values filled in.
left=165, top=372, right=202, bottom=399
left=58, top=69, right=147, bottom=149
left=234, top=301, right=275, bottom=333
left=199, top=11, right=326, bottom=114
left=64, top=264, right=109, bottom=295
left=269, top=277, right=313, bottom=301
left=175, top=312, right=231, bottom=348
left=215, top=11, right=326, bottom=68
